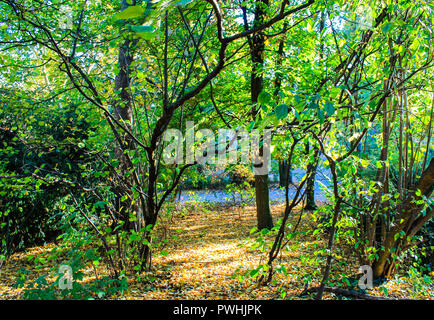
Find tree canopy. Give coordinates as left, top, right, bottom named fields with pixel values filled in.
left=0, top=0, right=433, bottom=300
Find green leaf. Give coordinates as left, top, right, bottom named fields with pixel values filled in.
left=176, top=0, right=195, bottom=5
left=382, top=22, right=392, bottom=34
left=307, top=21, right=314, bottom=33
left=133, top=264, right=141, bottom=271
left=94, top=201, right=106, bottom=209
left=130, top=25, right=157, bottom=40
left=324, top=102, right=335, bottom=116
left=260, top=228, right=270, bottom=235
left=308, top=101, right=318, bottom=109
left=409, top=38, right=420, bottom=51
left=258, top=91, right=271, bottom=106
left=275, top=104, right=288, bottom=120
left=114, top=6, right=145, bottom=21
left=317, top=109, right=324, bottom=124
left=249, top=269, right=259, bottom=277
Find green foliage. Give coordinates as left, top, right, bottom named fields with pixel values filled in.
left=0, top=99, right=100, bottom=253
left=0, top=0, right=433, bottom=300
left=15, top=268, right=128, bottom=300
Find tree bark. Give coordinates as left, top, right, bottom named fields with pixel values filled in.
left=373, top=157, right=434, bottom=278
left=274, top=28, right=291, bottom=190
left=251, top=0, right=273, bottom=230
left=113, top=37, right=135, bottom=232
left=304, top=143, right=318, bottom=210
left=278, top=160, right=291, bottom=187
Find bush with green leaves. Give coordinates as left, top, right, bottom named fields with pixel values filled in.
left=0, top=102, right=100, bottom=255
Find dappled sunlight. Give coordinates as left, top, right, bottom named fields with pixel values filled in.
left=1, top=0, right=433, bottom=303
left=1, top=203, right=433, bottom=300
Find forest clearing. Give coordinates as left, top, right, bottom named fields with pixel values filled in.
left=0, top=0, right=433, bottom=303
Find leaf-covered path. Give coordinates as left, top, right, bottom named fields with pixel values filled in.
left=0, top=203, right=432, bottom=300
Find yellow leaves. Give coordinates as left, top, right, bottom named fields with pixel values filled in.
left=397, top=44, right=405, bottom=55
left=307, top=22, right=314, bottom=33
left=410, top=38, right=420, bottom=52
left=360, top=159, right=370, bottom=168
left=2, top=204, right=432, bottom=300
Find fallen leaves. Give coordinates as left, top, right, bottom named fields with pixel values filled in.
left=0, top=203, right=432, bottom=300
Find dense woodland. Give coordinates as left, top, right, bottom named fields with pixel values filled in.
left=0, top=0, right=433, bottom=300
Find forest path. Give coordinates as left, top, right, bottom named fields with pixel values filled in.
left=0, top=203, right=428, bottom=299
left=130, top=204, right=325, bottom=299
left=0, top=204, right=319, bottom=299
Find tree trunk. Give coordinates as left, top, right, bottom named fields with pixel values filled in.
left=255, top=173, right=274, bottom=230
left=113, top=37, right=135, bottom=232
left=251, top=0, right=273, bottom=230
left=274, top=29, right=291, bottom=190
left=304, top=143, right=318, bottom=211
left=373, top=158, right=434, bottom=278
left=278, top=160, right=291, bottom=187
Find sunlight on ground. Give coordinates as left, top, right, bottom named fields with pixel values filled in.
left=0, top=204, right=432, bottom=300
